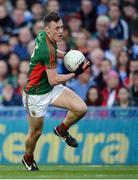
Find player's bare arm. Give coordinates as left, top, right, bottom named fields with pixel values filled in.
left=46, top=60, right=90, bottom=85
left=57, top=49, right=66, bottom=58
left=46, top=68, right=75, bottom=85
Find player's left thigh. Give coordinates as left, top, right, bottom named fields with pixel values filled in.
left=51, top=87, right=87, bottom=115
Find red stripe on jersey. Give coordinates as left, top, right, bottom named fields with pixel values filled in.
left=26, top=63, right=45, bottom=93
left=46, top=36, right=55, bottom=68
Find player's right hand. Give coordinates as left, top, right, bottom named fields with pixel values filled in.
left=74, top=60, right=90, bottom=77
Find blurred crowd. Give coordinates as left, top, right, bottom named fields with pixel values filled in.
left=1, top=0, right=138, bottom=108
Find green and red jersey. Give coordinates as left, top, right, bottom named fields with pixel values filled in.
left=24, top=31, right=57, bottom=95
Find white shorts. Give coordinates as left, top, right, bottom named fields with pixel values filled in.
left=22, top=84, right=66, bottom=117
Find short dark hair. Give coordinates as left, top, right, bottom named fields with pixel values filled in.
left=124, top=2, right=136, bottom=9
left=44, top=12, right=61, bottom=26
left=103, top=59, right=112, bottom=65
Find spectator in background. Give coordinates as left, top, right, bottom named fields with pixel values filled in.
left=85, top=85, right=102, bottom=106
left=94, top=15, right=110, bottom=50
left=90, top=48, right=104, bottom=79
left=0, top=60, right=8, bottom=98
left=31, top=2, right=44, bottom=21
left=15, top=0, right=33, bottom=22
left=74, top=32, right=89, bottom=55
left=114, top=86, right=132, bottom=107
left=130, top=31, right=138, bottom=60
left=62, top=25, right=71, bottom=45
left=0, top=40, right=10, bottom=60
left=15, top=72, right=28, bottom=96
left=98, top=59, right=113, bottom=90
left=130, top=60, right=138, bottom=73
left=108, top=0, right=120, bottom=7
left=87, top=38, right=100, bottom=56
left=66, top=13, right=84, bottom=37
left=102, top=70, right=120, bottom=107
left=108, top=4, right=129, bottom=42
left=19, top=60, right=29, bottom=74
left=123, top=2, right=138, bottom=21
left=105, top=39, right=124, bottom=67
left=9, top=36, right=18, bottom=51
left=2, top=83, right=22, bottom=106
left=97, top=0, right=109, bottom=15
left=125, top=59, right=138, bottom=87
left=130, top=70, right=138, bottom=106
left=116, top=50, right=129, bottom=84
left=7, top=52, right=20, bottom=88
left=0, top=0, right=13, bottom=14
left=0, top=5, right=14, bottom=35
left=122, top=2, right=138, bottom=36
left=67, top=68, right=96, bottom=100
left=15, top=0, right=27, bottom=11
left=78, top=0, right=97, bottom=33
left=66, top=13, right=90, bottom=49
left=101, top=59, right=112, bottom=76
left=32, top=20, right=44, bottom=38
left=13, top=27, right=32, bottom=60
left=0, top=60, right=8, bottom=78
left=45, top=0, right=60, bottom=14
left=11, top=8, right=30, bottom=35
left=66, top=13, right=82, bottom=48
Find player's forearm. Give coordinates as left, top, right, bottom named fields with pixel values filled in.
left=50, top=73, right=75, bottom=85
left=57, top=49, right=65, bottom=58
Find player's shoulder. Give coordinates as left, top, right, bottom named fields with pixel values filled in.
left=35, top=30, right=48, bottom=51
left=37, top=30, right=46, bottom=41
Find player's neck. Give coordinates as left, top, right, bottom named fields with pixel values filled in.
left=47, top=34, right=56, bottom=44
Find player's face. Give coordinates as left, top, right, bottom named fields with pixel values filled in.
left=45, top=19, right=63, bottom=42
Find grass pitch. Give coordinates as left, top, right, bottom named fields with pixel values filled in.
left=0, top=165, right=138, bottom=179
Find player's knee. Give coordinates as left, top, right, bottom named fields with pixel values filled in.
left=35, top=130, right=42, bottom=139
left=30, top=129, right=42, bottom=140
left=77, top=103, right=87, bottom=117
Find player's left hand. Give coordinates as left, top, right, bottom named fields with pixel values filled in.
left=74, top=60, right=91, bottom=77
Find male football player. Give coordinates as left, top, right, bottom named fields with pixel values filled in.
left=22, top=12, right=89, bottom=171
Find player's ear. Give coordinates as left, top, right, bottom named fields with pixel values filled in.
left=45, top=26, right=50, bottom=34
